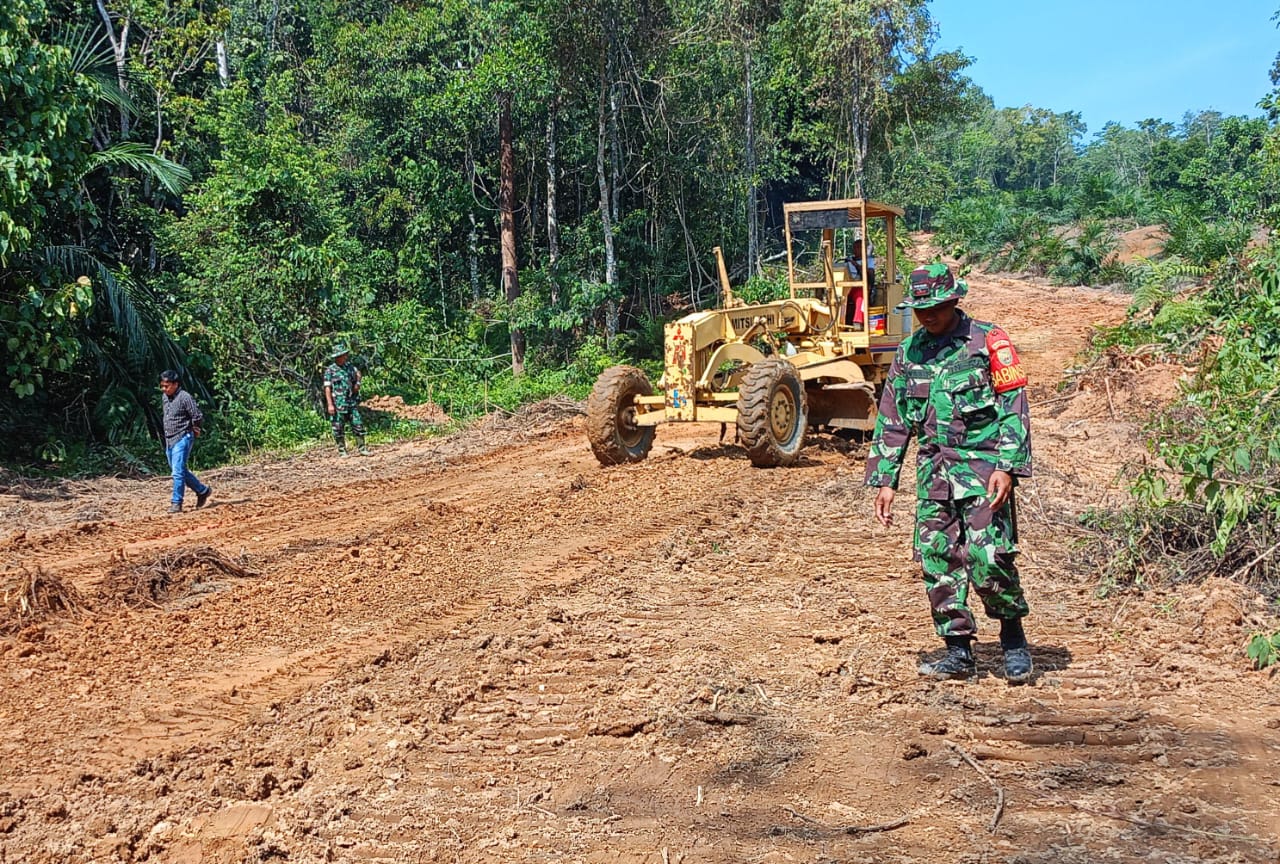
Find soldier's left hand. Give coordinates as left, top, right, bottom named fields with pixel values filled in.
left=987, top=470, right=1013, bottom=510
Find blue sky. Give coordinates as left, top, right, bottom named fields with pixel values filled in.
left=931, top=0, right=1278, bottom=139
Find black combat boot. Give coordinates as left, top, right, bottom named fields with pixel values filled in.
left=918, top=635, right=976, bottom=680
left=1000, top=617, right=1033, bottom=684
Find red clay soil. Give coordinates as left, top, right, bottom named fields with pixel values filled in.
left=1111, top=225, right=1169, bottom=264
left=1, top=268, right=1278, bottom=864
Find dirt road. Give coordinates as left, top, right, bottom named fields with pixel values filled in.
left=2, top=271, right=1278, bottom=864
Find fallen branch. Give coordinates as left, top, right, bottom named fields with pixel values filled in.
left=781, top=805, right=911, bottom=835
left=1230, top=538, right=1280, bottom=582
left=1029, top=393, right=1080, bottom=409
left=691, top=710, right=760, bottom=726
left=1164, top=471, right=1280, bottom=497
left=946, top=739, right=1005, bottom=832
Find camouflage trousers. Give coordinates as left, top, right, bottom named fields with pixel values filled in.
left=331, top=406, right=366, bottom=449
left=912, top=494, right=1030, bottom=637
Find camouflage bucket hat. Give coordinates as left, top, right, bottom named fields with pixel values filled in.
left=330, top=343, right=351, bottom=359
left=896, top=263, right=968, bottom=310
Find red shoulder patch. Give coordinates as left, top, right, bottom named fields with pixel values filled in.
left=986, top=328, right=1027, bottom=393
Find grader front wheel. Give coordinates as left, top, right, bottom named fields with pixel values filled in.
left=586, top=365, right=657, bottom=465
left=737, top=359, right=807, bottom=467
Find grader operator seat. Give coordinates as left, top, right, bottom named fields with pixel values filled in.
left=837, top=259, right=865, bottom=329
left=782, top=199, right=904, bottom=337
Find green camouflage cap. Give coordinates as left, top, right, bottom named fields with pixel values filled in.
left=330, top=343, right=351, bottom=359
left=896, top=263, right=967, bottom=310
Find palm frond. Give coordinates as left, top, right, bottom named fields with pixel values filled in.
left=1128, top=255, right=1208, bottom=313
left=82, top=143, right=192, bottom=196
left=55, top=23, right=138, bottom=117
left=42, top=246, right=148, bottom=358
left=41, top=245, right=203, bottom=402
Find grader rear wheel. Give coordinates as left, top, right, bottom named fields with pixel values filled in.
left=736, top=359, right=807, bottom=467
left=586, top=365, right=656, bottom=465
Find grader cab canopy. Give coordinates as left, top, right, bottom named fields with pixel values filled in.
left=587, top=198, right=915, bottom=467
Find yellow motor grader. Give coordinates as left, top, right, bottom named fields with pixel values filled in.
left=586, top=198, right=914, bottom=467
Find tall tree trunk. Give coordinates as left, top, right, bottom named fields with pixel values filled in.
left=546, top=103, right=560, bottom=304
left=268, top=0, right=281, bottom=50
left=94, top=0, right=131, bottom=138
left=215, top=37, right=230, bottom=88
left=468, top=209, right=480, bottom=301
left=845, top=38, right=870, bottom=198
left=850, top=83, right=869, bottom=198
left=606, top=22, right=622, bottom=226
left=466, top=149, right=481, bottom=300
left=744, top=45, right=759, bottom=277
left=596, top=76, right=618, bottom=343
left=608, top=81, right=622, bottom=226
left=499, top=93, right=525, bottom=376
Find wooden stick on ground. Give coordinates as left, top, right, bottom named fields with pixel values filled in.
left=1029, top=393, right=1079, bottom=409
left=946, top=740, right=1006, bottom=832
left=1231, top=538, right=1280, bottom=582
left=781, top=806, right=911, bottom=835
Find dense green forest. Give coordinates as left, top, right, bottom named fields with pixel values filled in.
left=4, top=0, right=1280, bottom=653
left=1, top=0, right=1275, bottom=461
left=2, top=0, right=1270, bottom=464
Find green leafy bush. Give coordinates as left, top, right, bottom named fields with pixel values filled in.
left=934, top=194, right=1128, bottom=284
left=1247, top=630, right=1280, bottom=669
left=934, top=193, right=1024, bottom=260
left=1162, top=206, right=1251, bottom=267
left=1050, top=220, right=1124, bottom=286
left=214, top=380, right=330, bottom=455
left=737, top=269, right=790, bottom=305
left=1125, top=256, right=1207, bottom=309
left=1085, top=242, right=1280, bottom=665
left=1249, top=632, right=1280, bottom=670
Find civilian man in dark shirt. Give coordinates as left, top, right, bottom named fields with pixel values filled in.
left=160, top=370, right=212, bottom=514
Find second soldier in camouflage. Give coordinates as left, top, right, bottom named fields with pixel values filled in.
left=324, top=344, right=371, bottom=457
left=865, top=263, right=1034, bottom=683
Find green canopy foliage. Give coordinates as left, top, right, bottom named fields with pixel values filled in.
left=3, top=0, right=1278, bottom=479
left=1, top=0, right=96, bottom=402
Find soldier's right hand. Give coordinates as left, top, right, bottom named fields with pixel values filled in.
left=874, top=486, right=895, bottom=528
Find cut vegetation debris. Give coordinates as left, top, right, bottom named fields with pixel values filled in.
left=0, top=567, right=87, bottom=635
left=99, top=546, right=259, bottom=608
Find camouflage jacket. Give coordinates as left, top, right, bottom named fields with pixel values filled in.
left=324, top=361, right=361, bottom=410
left=864, top=310, right=1031, bottom=500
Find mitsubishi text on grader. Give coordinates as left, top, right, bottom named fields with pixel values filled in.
left=586, top=199, right=915, bottom=467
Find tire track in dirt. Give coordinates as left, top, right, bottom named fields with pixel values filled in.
left=239, top=458, right=1276, bottom=863
left=2, top=433, right=587, bottom=583
left=2, top=273, right=1279, bottom=863
left=0, top=425, right=802, bottom=798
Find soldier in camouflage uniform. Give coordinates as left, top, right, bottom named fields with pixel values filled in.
left=865, top=263, right=1034, bottom=683
left=324, top=344, right=371, bottom=457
